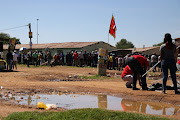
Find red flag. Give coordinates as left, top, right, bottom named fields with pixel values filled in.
left=109, top=15, right=117, bottom=39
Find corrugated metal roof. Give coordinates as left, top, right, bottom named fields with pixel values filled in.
left=3, top=41, right=100, bottom=50
left=126, top=46, right=160, bottom=52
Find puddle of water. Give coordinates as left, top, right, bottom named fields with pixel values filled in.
left=2, top=93, right=180, bottom=116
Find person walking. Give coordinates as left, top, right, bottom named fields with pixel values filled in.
left=160, top=33, right=180, bottom=94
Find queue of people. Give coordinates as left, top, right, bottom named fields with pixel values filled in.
left=15, top=50, right=99, bottom=68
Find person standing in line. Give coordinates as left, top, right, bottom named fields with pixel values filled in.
left=6, top=49, right=13, bottom=71
left=27, top=51, right=31, bottom=67
left=12, top=50, right=18, bottom=69
left=24, top=53, right=27, bottom=64
left=47, top=51, right=52, bottom=66
left=79, top=50, right=84, bottom=67
left=83, top=50, right=88, bottom=66
left=151, top=53, right=158, bottom=72
left=109, top=54, right=113, bottom=70
left=18, top=53, right=21, bottom=64
left=60, top=52, right=64, bottom=65
left=32, top=51, right=38, bottom=66
left=73, top=50, right=78, bottom=66
left=160, top=33, right=180, bottom=94
left=118, top=55, right=123, bottom=71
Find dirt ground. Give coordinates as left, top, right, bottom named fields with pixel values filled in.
left=0, top=65, right=180, bottom=119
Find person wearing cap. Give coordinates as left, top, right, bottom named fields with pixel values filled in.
left=12, top=50, right=18, bottom=70
left=127, top=54, right=149, bottom=90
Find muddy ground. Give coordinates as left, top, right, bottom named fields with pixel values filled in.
left=0, top=65, right=180, bottom=119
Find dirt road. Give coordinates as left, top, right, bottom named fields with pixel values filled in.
left=0, top=65, right=180, bottom=119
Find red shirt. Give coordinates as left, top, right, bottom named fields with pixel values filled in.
left=121, top=65, right=133, bottom=78
left=132, top=55, right=149, bottom=67
left=73, top=52, right=78, bottom=60
left=177, top=60, right=180, bottom=65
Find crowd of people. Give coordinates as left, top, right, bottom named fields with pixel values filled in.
left=108, top=52, right=161, bottom=72
left=5, top=50, right=99, bottom=69
left=4, top=33, right=180, bottom=94
left=4, top=48, right=164, bottom=73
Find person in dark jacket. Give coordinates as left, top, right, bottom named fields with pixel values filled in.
left=127, top=54, right=149, bottom=90
left=6, top=49, right=13, bottom=70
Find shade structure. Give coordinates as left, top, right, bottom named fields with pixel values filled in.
left=19, top=47, right=27, bottom=51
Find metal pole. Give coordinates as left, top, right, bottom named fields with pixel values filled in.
left=37, top=19, right=39, bottom=44
left=142, top=61, right=160, bottom=77
left=107, top=33, right=109, bottom=50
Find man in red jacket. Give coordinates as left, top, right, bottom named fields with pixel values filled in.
left=121, top=65, right=133, bottom=88
left=127, top=54, right=149, bottom=90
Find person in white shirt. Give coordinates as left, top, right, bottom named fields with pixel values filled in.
left=117, top=55, right=123, bottom=71
left=13, top=50, right=18, bottom=69
left=151, top=53, right=158, bottom=72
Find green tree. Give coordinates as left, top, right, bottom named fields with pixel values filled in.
left=0, top=32, right=21, bottom=44
left=153, top=42, right=163, bottom=47
left=116, top=39, right=134, bottom=49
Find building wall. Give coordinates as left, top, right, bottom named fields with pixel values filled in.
left=81, top=42, right=116, bottom=53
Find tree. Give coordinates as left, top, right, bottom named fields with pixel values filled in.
left=0, top=32, right=21, bottom=44
left=153, top=42, right=163, bottom=47
left=116, top=39, right=134, bottom=49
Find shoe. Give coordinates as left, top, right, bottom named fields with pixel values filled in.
left=126, top=85, right=132, bottom=88
left=132, top=87, right=140, bottom=90
left=142, top=87, right=148, bottom=90
left=175, top=91, right=180, bottom=94
left=142, top=88, right=148, bottom=90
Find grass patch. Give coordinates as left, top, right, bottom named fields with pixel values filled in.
left=4, top=108, right=172, bottom=120
left=80, top=74, right=109, bottom=80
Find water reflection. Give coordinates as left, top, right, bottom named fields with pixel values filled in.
left=4, top=93, right=180, bottom=116
left=121, top=99, right=179, bottom=115
left=98, top=95, right=107, bottom=109
left=28, top=95, right=32, bottom=105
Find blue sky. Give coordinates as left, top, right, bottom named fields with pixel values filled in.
left=0, top=0, right=180, bottom=48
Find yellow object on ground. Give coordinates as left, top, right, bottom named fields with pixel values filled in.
left=37, top=102, right=47, bottom=109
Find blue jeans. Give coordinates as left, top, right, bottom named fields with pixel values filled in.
left=161, top=59, right=177, bottom=91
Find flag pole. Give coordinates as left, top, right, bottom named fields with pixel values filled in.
left=107, top=33, right=109, bottom=50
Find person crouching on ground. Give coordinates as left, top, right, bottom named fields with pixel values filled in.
left=121, top=65, right=142, bottom=88
left=127, top=54, right=149, bottom=90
